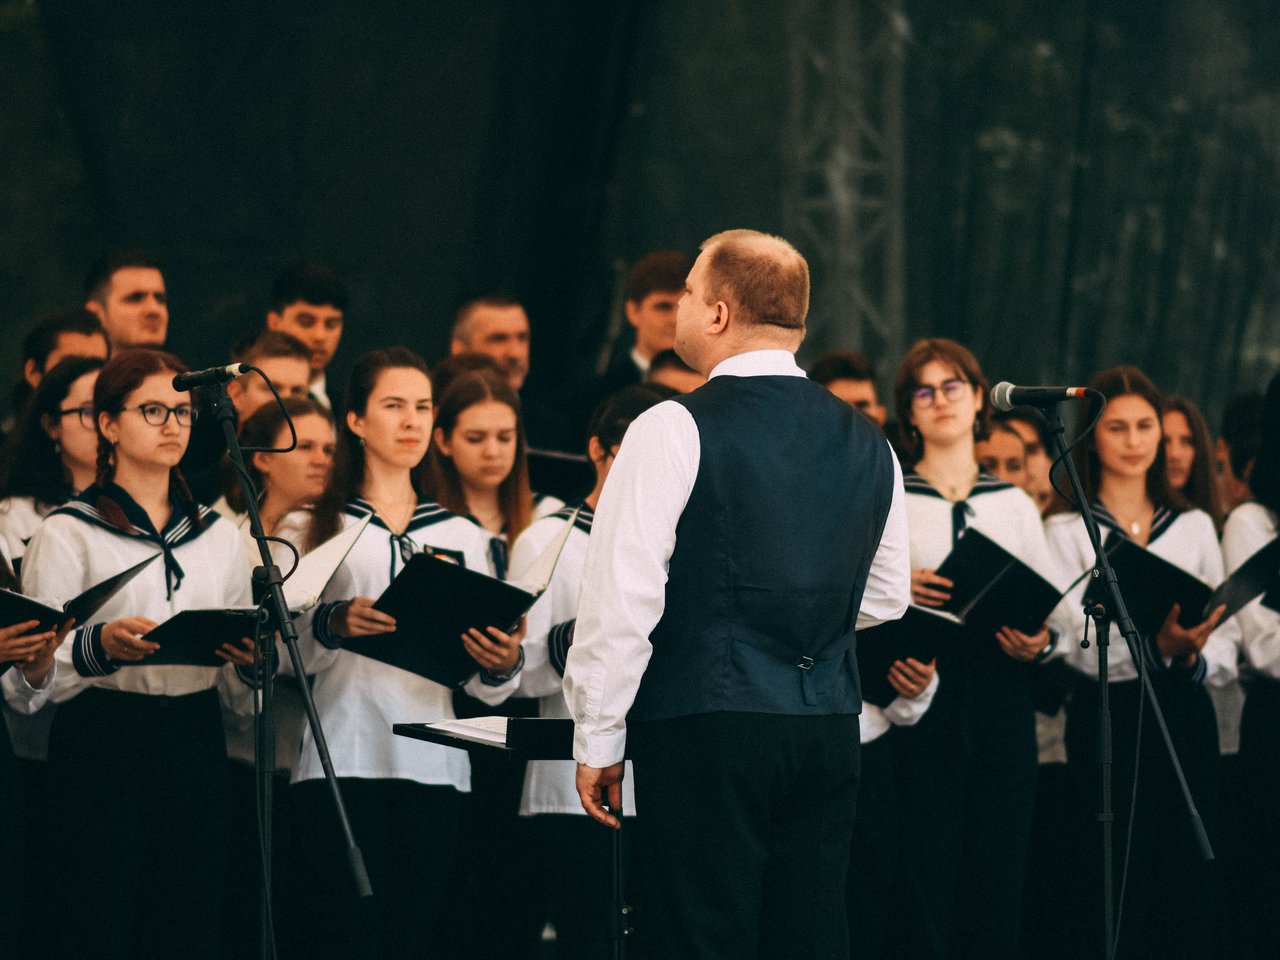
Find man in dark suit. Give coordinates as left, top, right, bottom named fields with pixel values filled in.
left=564, top=229, right=911, bottom=959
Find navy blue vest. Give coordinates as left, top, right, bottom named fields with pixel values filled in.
left=629, top=374, right=896, bottom=721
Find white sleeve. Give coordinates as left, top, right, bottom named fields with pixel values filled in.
left=1188, top=512, right=1239, bottom=687
left=1223, top=507, right=1280, bottom=679
left=881, top=671, right=940, bottom=727
left=20, top=519, right=92, bottom=702
left=564, top=403, right=698, bottom=767
left=2, top=661, right=55, bottom=715
left=856, top=447, right=911, bottom=630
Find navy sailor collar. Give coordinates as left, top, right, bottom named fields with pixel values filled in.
left=344, top=497, right=454, bottom=535
left=550, top=501, right=594, bottom=535
left=50, top=482, right=215, bottom=597
left=1091, top=500, right=1180, bottom=545
left=902, top=469, right=1014, bottom=501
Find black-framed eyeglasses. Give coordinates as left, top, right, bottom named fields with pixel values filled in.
left=911, top=379, right=970, bottom=408
left=58, top=404, right=96, bottom=430
left=120, top=403, right=198, bottom=427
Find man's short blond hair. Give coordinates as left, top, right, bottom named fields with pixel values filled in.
left=699, top=230, right=809, bottom=330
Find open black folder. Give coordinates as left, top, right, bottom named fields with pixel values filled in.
left=125, top=516, right=373, bottom=668
left=348, top=508, right=581, bottom=687
left=1104, top=532, right=1280, bottom=637
left=855, top=529, right=1062, bottom=707
left=0, top=553, right=160, bottom=633
left=857, top=608, right=951, bottom=708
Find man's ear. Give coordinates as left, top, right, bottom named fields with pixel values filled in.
left=708, top=300, right=731, bottom=336
left=85, top=299, right=106, bottom=323
left=587, top=435, right=607, bottom=465
left=624, top=299, right=641, bottom=330
left=22, top=358, right=42, bottom=389
left=265, top=311, right=282, bottom=331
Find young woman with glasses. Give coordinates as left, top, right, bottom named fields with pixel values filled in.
left=19, top=349, right=257, bottom=960
left=283, top=347, right=522, bottom=960
left=886, top=338, right=1065, bottom=960
left=0, top=355, right=105, bottom=566
left=1045, top=365, right=1235, bottom=960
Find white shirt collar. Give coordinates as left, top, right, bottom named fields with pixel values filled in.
left=707, top=349, right=804, bottom=380
left=630, top=347, right=652, bottom=376
left=310, top=372, right=331, bottom=410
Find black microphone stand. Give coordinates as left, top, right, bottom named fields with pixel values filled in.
left=204, top=374, right=371, bottom=960
left=1041, top=400, right=1212, bottom=960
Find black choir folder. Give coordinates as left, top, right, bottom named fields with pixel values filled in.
left=350, top=508, right=582, bottom=687
left=855, top=529, right=1062, bottom=707
left=1102, top=532, right=1280, bottom=636
left=0, top=553, right=159, bottom=633
left=128, top=516, right=374, bottom=668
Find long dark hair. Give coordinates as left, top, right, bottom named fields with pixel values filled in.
left=426, top=369, right=532, bottom=542
left=892, top=337, right=989, bottom=466
left=223, top=396, right=333, bottom=513
left=93, top=349, right=203, bottom=532
left=1068, top=365, right=1180, bottom=512
left=0, top=355, right=105, bottom=509
left=1163, top=395, right=1223, bottom=530
left=307, top=347, right=432, bottom=550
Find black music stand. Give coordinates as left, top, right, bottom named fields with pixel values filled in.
left=393, top=718, right=632, bottom=959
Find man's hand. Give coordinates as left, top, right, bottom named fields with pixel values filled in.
left=576, top=761, right=625, bottom=830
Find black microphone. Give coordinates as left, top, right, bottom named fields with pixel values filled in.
left=989, top=381, right=1095, bottom=411
left=172, top=363, right=251, bottom=391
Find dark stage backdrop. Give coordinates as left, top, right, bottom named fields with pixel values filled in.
left=2, top=0, right=1278, bottom=433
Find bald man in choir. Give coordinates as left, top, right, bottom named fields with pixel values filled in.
left=563, top=228, right=911, bottom=960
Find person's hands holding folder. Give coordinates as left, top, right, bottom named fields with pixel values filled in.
left=216, top=636, right=257, bottom=668
left=103, top=617, right=161, bottom=661
left=1156, top=602, right=1226, bottom=667
left=330, top=596, right=397, bottom=638
left=996, top=623, right=1051, bottom=662
left=888, top=657, right=936, bottom=699
left=911, top=568, right=953, bottom=607
left=1, top=617, right=74, bottom=685
left=462, top=619, right=524, bottom=676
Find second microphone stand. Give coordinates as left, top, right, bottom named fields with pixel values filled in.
left=1041, top=400, right=1212, bottom=960
left=205, top=375, right=371, bottom=960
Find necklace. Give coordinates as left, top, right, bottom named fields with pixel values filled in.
left=367, top=495, right=416, bottom=533
left=1104, top=503, right=1151, bottom=538
left=915, top=464, right=980, bottom=503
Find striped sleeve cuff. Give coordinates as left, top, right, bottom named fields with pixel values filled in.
left=481, top=646, right=525, bottom=687
left=72, top=624, right=119, bottom=677
left=1139, top=630, right=1167, bottom=675
left=548, top=619, right=577, bottom=677
left=1175, top=653, right=1208, bottom=684
left=1033, top=629, right=1058, bottom=663
left=312, top=601, right=345, bottom=650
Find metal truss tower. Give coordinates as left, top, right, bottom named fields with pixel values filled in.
left=785, top=0, right=909, bottom=370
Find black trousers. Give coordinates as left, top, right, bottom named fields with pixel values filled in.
left=629, top=711, right=860, bottom=960
left=292, top=776, right=462, bottom=960
left=890, top=657, right=1038, bottom=960
left=846, top=734, right=896, bottom=960
left=47, top=686, right=230, bottom=960
left=1064, top=675, right=1219, bottom=960
left=536, top=813, right=642, bottom=960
